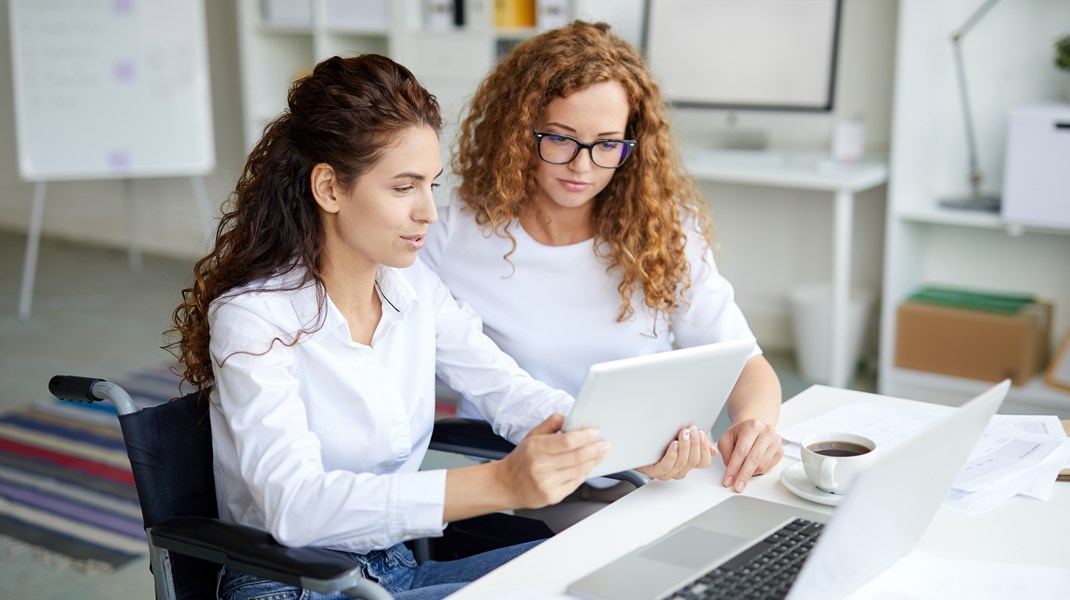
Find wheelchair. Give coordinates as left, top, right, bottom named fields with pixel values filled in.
left=48, top=375, right=647, bottom=599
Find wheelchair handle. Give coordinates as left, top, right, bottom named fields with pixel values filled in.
left=49, top=375, right=138, bottom=415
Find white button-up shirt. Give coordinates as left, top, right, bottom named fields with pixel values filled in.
left=208, top=259, right=572, bottom=553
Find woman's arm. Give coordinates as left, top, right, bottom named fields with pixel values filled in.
left=442, top=414, right=609, bottom=522
left=717, top=355, right=785, bottom=492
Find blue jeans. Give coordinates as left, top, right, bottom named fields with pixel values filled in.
left=217, top=540, right=540, bottom=600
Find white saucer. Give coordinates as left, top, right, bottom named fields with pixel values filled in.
left=780, top=462, right=844, bottom=507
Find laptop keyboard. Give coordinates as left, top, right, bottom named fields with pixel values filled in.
left=664, top=518, right=825, bottom=600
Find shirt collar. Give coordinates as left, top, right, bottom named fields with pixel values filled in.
left=374, top=265, right=417, bottom=315
left=284, top=265, right=420, bottom=341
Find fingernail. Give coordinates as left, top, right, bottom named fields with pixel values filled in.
left=672, top=440, right=680, bottom=451
left=723, top=475, right=733, bottom=487
left=735, top=481, right=745, bottom=493
left=682, top=428, right=690, bottom=441
left=601, top=442, right=612, bottom=455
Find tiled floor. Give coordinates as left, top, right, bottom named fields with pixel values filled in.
left=0, top=231, right=875, bottom=598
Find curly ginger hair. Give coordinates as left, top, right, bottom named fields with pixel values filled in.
left=452, top=21, right=715, bottom=322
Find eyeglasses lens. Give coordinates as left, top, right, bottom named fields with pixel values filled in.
left=538, top=134, right=632, bottom=168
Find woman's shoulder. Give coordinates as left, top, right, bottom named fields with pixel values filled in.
left=424, top=192, right=504, bottom=269
left=437, top=193, right=484, bottom=234
left=210, top=271, right=318, bottom=328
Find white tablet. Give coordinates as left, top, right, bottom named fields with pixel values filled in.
left=562, top=338, right=755, bottom=478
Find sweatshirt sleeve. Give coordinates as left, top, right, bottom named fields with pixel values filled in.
left=416, top=262, right=574, bottom=444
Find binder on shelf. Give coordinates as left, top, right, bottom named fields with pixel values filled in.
left=536, top=0, right=570, bottom=31
left=454, top=0, right=465, bottom=27
left=495, top=0, right=536, bottom=29
left=908, top=286, right=1036, bottom=315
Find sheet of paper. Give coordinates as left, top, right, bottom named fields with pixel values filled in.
left=778, top=402, right=941, bottom=448
left=953, top=436, right=1063, bottom=492
left=778, top=404, right=1069, bottom=515
left=988, top=414, right=1065, bottom=438
left=850, top=555, right=1070, bottom=599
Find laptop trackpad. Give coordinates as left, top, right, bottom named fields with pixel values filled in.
left=639, top=527, right=748, bottom=570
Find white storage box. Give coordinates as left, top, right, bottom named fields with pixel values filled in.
left=1001, top=103, right=1070, bottom=231
left=326, top=0, right=389, bottom=30
left=263, top=0, right=312, bottom=26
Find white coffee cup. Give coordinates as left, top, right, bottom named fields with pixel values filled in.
left=800, top=432, right=877, bottom=495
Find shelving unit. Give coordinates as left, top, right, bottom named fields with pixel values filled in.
left=236, top=0, right=390, bottom=150
left=879, top=0, right=1070, bottom=415
left=236, top=0, right=644, bottom=192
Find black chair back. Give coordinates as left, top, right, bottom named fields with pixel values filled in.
left=118, top=391, right=219, bottom=599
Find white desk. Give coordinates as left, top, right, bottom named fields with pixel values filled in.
left=683, top=150, right=888, bottom=388
left=449, top=385, right=1070, bottom=599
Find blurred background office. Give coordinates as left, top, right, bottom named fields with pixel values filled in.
left=1, top=1, right=1069, bottom=598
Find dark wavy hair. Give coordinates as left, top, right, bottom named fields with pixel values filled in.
left=453, top=21, right=714, bottom=323
left=168, top=54, right=442, bottom=392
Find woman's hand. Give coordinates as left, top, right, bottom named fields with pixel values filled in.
left=717, top=419, right=784, bottom=492
left=637, top=425, right=717, bottom=481
left=497, top=413, right=610, bottom=509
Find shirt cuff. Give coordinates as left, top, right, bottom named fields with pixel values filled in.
left=391, top=469, right=449, bottom=539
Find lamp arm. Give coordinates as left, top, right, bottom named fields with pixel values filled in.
left=950, top=0, right=1002, bottom=200
left=952, top=0, right=1002, bottom=39
left=951, top=38, right=983, bottom=198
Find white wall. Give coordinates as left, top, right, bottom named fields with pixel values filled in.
left=0, top=0, right=245, bottom=259
left=670, top=0, right=899, bottom=351
left=0, top=0, right=899, bottom=358
left=932, top=0, right=1069, bottom=198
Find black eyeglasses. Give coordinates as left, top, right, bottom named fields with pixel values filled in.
left=533, top=130, right=636, bottom=169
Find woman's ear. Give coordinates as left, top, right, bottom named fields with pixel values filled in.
left=310, top=163, right=341, bottom=214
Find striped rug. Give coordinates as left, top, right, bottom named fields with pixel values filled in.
left=0, top=365, right=183, bottom=571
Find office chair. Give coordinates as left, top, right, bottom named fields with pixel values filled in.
left=48, top=375, right=648, bottom=600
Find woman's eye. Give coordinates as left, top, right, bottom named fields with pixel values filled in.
left=598, top=141, right=621, bottom=151
left=394, top=185, right=415, bottom=193
left=549, top=135, right=571, bottom=145
left=431, top=182, right=441, bottom=190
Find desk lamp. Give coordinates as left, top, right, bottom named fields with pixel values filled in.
left=939, top=0, right=1002, bottom=212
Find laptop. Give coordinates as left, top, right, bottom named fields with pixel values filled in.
left=562, top=338, right=755, bottom=478
left=566, top=379, right=1011, bottom=600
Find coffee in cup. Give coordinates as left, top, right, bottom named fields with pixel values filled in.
left=800, top=432, right=876, bottom=495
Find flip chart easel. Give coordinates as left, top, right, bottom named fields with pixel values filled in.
left=8, top=0, right=216, bottom=320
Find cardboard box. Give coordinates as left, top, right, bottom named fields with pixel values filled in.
left=894, top=300, right=1052, bottom=385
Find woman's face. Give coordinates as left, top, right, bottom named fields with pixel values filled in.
left=532, top=80, right=630, bottom=214
left=322, top=125, right=442, bottom=272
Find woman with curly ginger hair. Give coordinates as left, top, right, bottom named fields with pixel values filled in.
left=169, top=54, right=611, bottom=600
left=423, top=22, right=784, bottom=531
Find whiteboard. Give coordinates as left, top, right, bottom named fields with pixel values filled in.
left=7, top=0, right=215, bottom=181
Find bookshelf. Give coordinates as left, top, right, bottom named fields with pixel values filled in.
left=878, top=0, right=1070, bottom=415
left=236, top=0, right=643, bottom=153
left=236, top=0, right=391, bottom=150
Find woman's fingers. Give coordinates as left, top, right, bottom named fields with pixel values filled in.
left=638, top=426, right=718, bottom=481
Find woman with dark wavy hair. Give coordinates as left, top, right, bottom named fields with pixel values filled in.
left=169, top=54, right=607, bottom=600
left=423, top=22, right=784, bottom=531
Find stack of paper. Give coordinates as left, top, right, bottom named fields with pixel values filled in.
left=778, top=403, right=1070, bottom=515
